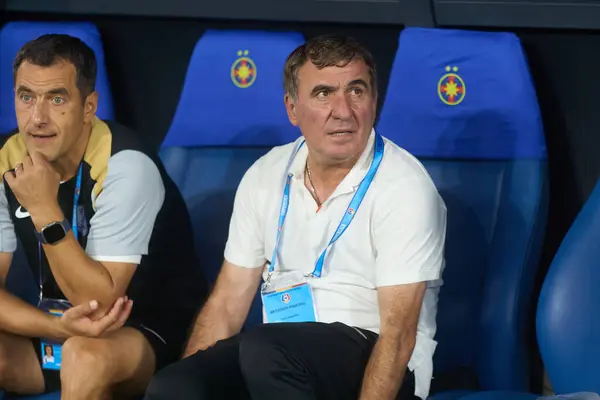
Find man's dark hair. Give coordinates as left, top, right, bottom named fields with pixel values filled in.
left=13, top=34, right=97, bottom=99
left=283, top=35, right=378, bottom=100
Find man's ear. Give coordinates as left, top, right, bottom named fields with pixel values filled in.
left=284, top=94, right=298, bottom=126
left=83, top=91, right=98, bottom=123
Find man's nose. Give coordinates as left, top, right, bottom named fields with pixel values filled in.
left=31, top=99, right=50, bottom=126
left=331, top=93, right=353, bottom=120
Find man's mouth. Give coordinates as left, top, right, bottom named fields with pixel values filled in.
left=327, top=131, right=355, bottom=136
left=29, top=133, right=57, bottom=139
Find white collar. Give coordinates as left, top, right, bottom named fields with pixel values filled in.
left=289, top=129, right=377, bottom=194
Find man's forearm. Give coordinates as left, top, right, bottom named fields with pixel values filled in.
left=43, top=234, right=116, bottom=308
left=359, top=335, right=415, bottom=400
left=185, top=295, right=242, bottom=354
left=31, top=206, right=117, bottom=311
left=0, top=288, right=68, bottom=340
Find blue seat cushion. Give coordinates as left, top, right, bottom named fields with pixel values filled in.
left=429, top=390, right=477, bottom=400
left=377, top=27, right=547, bottom=391
left=460, top=392, right=539, bottom=400
left=536, top=178, right=600, bottom=394
left=159, top=147, right=270, bottom=327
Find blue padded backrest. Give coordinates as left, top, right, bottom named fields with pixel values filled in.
left=161, top=30, right=305, bottom=327
left=536, top=179, right=600, bottom=395
left=377, top=28, right=547, bottom=391
left=0, top=21, right=114, bottom=134
left=162, top=29, right=303, bottom=148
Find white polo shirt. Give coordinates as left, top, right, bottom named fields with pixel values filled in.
left=224, top=129, right=447, bottom=399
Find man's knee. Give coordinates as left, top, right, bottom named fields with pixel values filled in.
left=61, top=336, right=111, bottom=384
left=0, top=332, right=44, bottom=394
left=239, top=327, right=293, bottom=382
left=144, top=360, right=208, bottom=400
left=0, top=345, right=9, bottom=384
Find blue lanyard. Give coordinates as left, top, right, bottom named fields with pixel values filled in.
left=269, top=133, right=384, bottom=278
left=37, top=163, right=83, bottom=301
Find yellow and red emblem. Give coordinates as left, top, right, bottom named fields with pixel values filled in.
left=231, top=50, right=257, bottom=88
left=438, top=66, right=466, bottom=106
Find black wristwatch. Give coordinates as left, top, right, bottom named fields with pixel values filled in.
left=35, top=219, right=71, bottom=245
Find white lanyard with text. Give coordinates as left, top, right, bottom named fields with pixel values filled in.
left=37, top=163, right=83, bottom=303
left=266, top=133, right=384, bottom=284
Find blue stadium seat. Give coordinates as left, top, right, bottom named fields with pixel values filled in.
left=376, top=27, right=548, bottom=397
left=459, top=393, right=538, bottom=400
left=6, top=394, right=61, bottom=400
left=461, top=179, right=600, bottom=399
left=0, top=21, right=114, bottom=134
left=536, top=180, right=600, bottom=394
left=160, top=29, right=305, bottom=327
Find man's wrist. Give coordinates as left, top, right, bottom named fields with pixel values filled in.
left=47, top=313, right=71, bottom=341
left=30, top=204, right=65, bottom=232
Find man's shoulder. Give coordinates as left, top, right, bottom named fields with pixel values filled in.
left=86, top=118, right=163, bottom=194
left=103, top=119, right=153, bottom=154
left=374, top=137, right=443, bottom=208
left=92, top=150, right=166, bottom=222
left=105, top=149, right=163, bottom=187
left=86, top=118, right=153, bottom=159
left=377, top=137, right=437, bottom=188
left=243, top=138, right=303, bottom=183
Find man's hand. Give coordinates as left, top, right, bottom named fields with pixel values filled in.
left=182, top=342, right=201, bottom=359
left=4, top=152, right=61, bottom=219
left=359, top=282, right=426, bottom=400
left=181, top=261, right=263, bottom=359
left=59, top=296, right=133, bottom=339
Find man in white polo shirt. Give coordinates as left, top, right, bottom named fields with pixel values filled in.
left=144, top=34, right=447, bottom=400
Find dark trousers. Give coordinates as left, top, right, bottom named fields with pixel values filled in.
left=143, top=322, right=418, bottom=400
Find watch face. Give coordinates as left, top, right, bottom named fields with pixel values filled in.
left=42, top=222, right=67, bottom=244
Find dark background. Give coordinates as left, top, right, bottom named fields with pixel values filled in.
left=2, top=0, right=599, bottom=392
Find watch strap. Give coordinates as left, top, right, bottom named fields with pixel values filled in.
left=35, top=218, right=71, bottom=244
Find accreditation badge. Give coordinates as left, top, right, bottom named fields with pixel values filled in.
left=261, top=271, right=317, bottom=324
left=38, top=298, right=71, bottom=370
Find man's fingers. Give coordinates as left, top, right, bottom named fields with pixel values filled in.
left=23, top=156, right=33, bottom=168
left=63, top=300, right=99, bottom=320
left=3, top=171, right=15, bottom=186
left=14, top=163, right=24, bottom=176
left=182, top=346, right=199, bottom=360
left=91, top=297, right=126, bottom=334
left=107, top=299, right=133, bottom=332
left=118, top=299, right=133, bottom=323
left=29, top=151, right=47, bottom=166
left=103, top=297, right=125, bottom=322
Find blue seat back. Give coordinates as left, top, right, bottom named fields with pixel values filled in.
left=160, top=29, right=304, bottom=327
left=0, top=21, right=114, bottom=134
left=536, top=179, right=600, bottom=395
left=377, top=27, right=547, bottom=391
